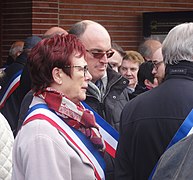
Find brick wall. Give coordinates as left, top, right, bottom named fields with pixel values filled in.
left=1, top=0, right=32, bottom=66
left=1, top=0, right=193, bottom=65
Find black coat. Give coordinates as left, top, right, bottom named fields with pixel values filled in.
left=85, top=67, right=129, bottom=131
left=115, top=61, right=193, bottom=180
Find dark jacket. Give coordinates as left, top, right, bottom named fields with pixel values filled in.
left=85, top=67, right=129, bottom=131
left=115, top=61, right=193, bottom=180
left=19, top=62, right=32, bottom=102
left=0, top=52, right=27, bottom=136
left=85, top=67, right=129, bottom=180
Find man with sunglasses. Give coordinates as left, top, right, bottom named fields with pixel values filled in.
left=69, top=20, right=129, bottom=180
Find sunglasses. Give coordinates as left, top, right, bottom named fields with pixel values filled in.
left=63, top=65, right=88, bottom=77
left=86, top=49, right=114, bottom=59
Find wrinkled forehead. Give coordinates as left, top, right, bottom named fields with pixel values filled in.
left=79, top=24, right=111, bottom=51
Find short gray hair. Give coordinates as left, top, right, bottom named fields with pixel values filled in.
left=162, top=22, right=193, bottom=64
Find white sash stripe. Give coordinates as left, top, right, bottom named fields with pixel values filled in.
left=98, top=125, right=118, bottom=149
left=0, top=75, right=21, bottom=105
left=187, top=127, right=193, bottom=136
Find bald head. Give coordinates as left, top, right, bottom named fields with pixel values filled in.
left=139, top=39, right=162, bottom=60
left=69, top=20, right=110, bottom=39
left=43, top=27, right=68, bottom=38
left=144, top=39, right=162, bottom=54
left=69, top=20, right=111, bottom=82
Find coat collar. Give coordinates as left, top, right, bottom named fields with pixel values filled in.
left=165, top=60, right=193, bottom=81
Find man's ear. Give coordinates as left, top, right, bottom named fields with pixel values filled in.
left=52, top=67, right=62, bottom=85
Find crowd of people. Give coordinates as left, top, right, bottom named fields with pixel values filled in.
left=0, top=20, right=193, bottom=180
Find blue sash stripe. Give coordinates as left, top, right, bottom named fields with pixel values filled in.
left=167, top=109, right=193, bottom=148
left=27, top=103, right=106, bottom=171
left=82, top=101, right=119, bottom=141
left=71, top=126, right=106, bottom=170
left=0, top=70, right=22, bottom=100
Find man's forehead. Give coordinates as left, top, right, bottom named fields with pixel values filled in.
left=80, top=24, right=111, bottom=49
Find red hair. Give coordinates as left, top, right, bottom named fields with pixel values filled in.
left=28, top=34, right=86, bottom=91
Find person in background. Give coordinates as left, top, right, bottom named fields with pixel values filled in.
left=151, top=47, right=165, bottom=84
left=133, top=61, right=158, bottom=97
left=108, top=42, right=126, bottom=72
left=69, top=20, right=129, bottom=180
left=119, top=50, right=144, bottom=98
left=115, top=22, right=193, bottom=180
left=138, top=39, right=162, bottom=61
left=0, top=112, right=14, bottom=180
left=138, top=39, right=165, bottom=84
left=0, top=35, right=42, bottom=136
left=42, top=26, right=68, bottom=38
left=12, top=34, right=107, bottom=180
left=4, top=40, right=24, bottom=68
left=19, top=27, right=68, bottom=103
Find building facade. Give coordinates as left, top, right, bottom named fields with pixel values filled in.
left=1, top=0, right=193, bottom=65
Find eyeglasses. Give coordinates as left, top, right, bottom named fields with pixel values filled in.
left=63, top=65, right=88, bottom=77
left=152, top=61, right=164, bottom=70
left=86, top=49, right=114, bottom=59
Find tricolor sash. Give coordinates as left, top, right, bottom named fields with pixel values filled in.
left=167, top=109, right=193, bottom=148
left=149, top=109, right=193, bottom=179
left=23, top=99, right=106, bottom=180
left=0, top=70, right=22, bottom=108
left=81, top=101, right=119, bottom=158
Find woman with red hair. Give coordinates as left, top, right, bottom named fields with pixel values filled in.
left=12, top=34, right=106, bottom=180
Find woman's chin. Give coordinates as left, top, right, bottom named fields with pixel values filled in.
left=79, top=93, right=86, bottom=102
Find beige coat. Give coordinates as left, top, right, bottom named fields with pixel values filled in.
left=12, top=120, right=96, bottom=180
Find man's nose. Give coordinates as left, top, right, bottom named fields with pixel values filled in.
left=85, top=70, right=92, bottom=81
left=152, top=67, right=157, bottom=74
left=99, top=54, right=108, bottom=64
left=125, top=69, right=132, bottom=75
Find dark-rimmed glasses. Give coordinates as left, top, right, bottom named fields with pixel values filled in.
left=86, top=49, right=114, bottom=59
left=152, top=61, right=163, bottom=70
left=63, top=65, right=88, bottom=77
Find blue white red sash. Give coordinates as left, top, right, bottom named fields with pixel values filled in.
left=0, top=70, right=22, bottom=108
left=149, top=109, right=193, bottom=179
left=82, top=101, right=119, bottom=158
left=167, top=109, right=193, bottom=148
left=23, top=99, right=106, bottom=180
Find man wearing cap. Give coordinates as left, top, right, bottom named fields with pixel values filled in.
left=0, top=35, right=41, bottom=136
